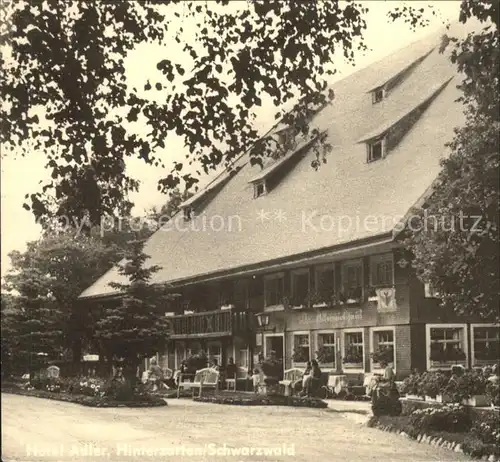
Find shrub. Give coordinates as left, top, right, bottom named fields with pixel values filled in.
left=30, top=376, right=61, bottom=393
left=471, top=413, right=500, bottom=446
left=486, top=381, right=500, bottom=407
left=420, top=371, right=449, bottom=398
left=445, top=371, right=488, bottom=402
left=401, top=372, right=424, bottom=396
left=71, top=377, right=106, bottom=397
left=101, top=378, right=134, bottom=401
left=409, top=403, right=471, bottom=433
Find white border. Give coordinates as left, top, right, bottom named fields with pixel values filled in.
left=291, top=330, right=312, bottom=367
left=369, top=253, right=395, bottom=287
left=369, top=326, right=396, bottom=373
left=263, top=272, right=285, bottom=311
left=315, top=330, right=336, bottom=372
left=425, top=323, right=468, bottom=371
left=470, top=323, right=500, bottom=367
left=342, top=327, right=365, bottom=373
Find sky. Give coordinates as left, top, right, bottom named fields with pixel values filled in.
left=0, top=1, right=462, bottom=277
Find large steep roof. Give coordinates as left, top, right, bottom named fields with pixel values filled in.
left=80, top=24, right=469, bottom=299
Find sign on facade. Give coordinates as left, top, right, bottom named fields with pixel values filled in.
left=376, top=288, right=397, bottom=312
left=46, top=365, right=60, bottom=378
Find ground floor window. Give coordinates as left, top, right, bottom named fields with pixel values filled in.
left=427, top=324, right=467, bottom=369
left=292, top=333, right=310, bottom=365
left=371, top=328, right=395, bottom=369
left=316, top=332, right=336, bottom=369
left=343, top=330, right=364, bottom=370
left=472, top=324, right=499, bottom=366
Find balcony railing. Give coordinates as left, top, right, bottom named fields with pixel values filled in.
left=169, top=308, right=251, bottom=339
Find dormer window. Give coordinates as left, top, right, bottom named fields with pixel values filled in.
left=254, top=180, right=267, bottom=198
left=183, top=207, right=193, bottom=221
left=372, top=87, right=385, bottom=104
left=367, top=138, right=385, bottom=163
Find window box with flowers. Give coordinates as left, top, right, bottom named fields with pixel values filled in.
left=429, top=345, right=466, bottom=368
left=367, top=287, right=378, bottom=302
left=338, top=287, right=363, bottom=306
left=420, top=371, right=449, bottom=401
left=316, top=345, right=335, bottom=368
left=371, top=345, right=394, bottom=367
left=400, top=372, right=425, bottom=400
left=292, top=334, right=310, bottom=367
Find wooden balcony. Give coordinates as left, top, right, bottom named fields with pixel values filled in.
left=169, top=308, right=251, bottom=339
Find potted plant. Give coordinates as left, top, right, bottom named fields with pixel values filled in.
left=342, top=346, right=363, bottom=369
left=371, top=346, right=394, bottom=368
left=316, top=346, right=335, bottom=366
left=452, top=371, right=490, bottom=406
left=401, top=372, right=424, bottom=400
left=421, top=371, right=449, bottom=401
left=345, top=287, right=362, bottom=305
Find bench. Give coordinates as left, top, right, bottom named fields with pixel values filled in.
left=226, top=366, right=248, bottom=392
left=178, top=367, right=219, bottom=398
left=279, top=368, right=305, bottom=396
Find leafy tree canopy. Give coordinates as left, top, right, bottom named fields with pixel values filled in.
left=1, top=0, right=442, bottom=226
left=404, top=1, right=499, bottom=320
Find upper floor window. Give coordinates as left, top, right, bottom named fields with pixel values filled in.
left=290, top=268, right=310, bottom=307
left=183, top=207, right=193, bottom=221
left=367, top=138, right=385, bottom=163
left=315, top=263, right=335, bottom=303
left=254, top=180, right=267, bottom=198
left=370, top=254, right=394, bottom=287
left=372, top=87, right=385, bottom=104
left=424, top=282, right=440, bottom=299
left=342, top=259, right=363, bottom=300
left=264, top=273, right=284, bottom=309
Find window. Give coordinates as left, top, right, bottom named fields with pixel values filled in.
left=371, top=328, right=395, bottom=369
left=424, top=282, right=440, bottom=298
left=183, top=206, right=193, bottom=221
left=343, top=330, right=364, bottom=369
left=342, top=259, right=363, bottom=301
left=291, top=268, right=310, bottom=307
left=370, top=254, right=394, bottom=287
left=292, top=333, right=310, bottom=364
left=254, top=180, right=267, bottom=198
left=427, top=324, right=467, bottom=369
left=372, top=87, right=385, bottom=104
left=317, top=332, right=336, bottom=368
left=315, top=264, right=335, bottom=304
left=472, top=325, right=499, bottom=365
left=264, top=273, right=284, bottom=309
left=367, top=139, right=385, bottom=162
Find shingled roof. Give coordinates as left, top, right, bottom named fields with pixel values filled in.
left=80, top=24, right=469, bottom=300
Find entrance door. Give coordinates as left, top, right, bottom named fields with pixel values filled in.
left=264, top=334, right=285, bottom=379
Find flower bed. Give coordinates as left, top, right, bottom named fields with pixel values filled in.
left=3, top=385, right=167, bottom=407
left=368, top=413, right=500, bottom=460
left=193, top=392, right=327, bottom=408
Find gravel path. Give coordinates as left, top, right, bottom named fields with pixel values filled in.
left=2, top=393, right=473, bottom=462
